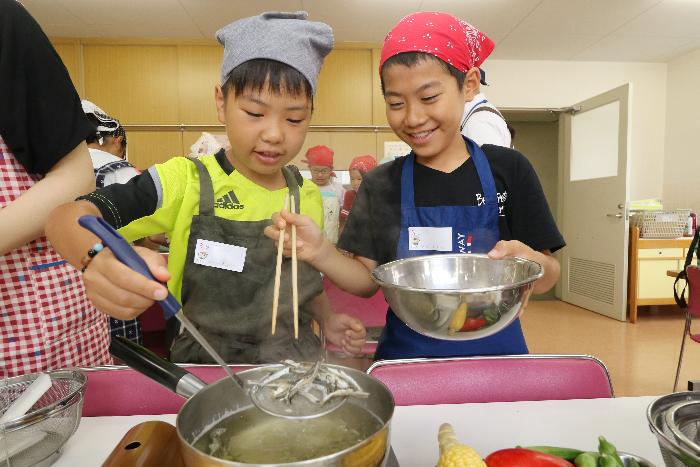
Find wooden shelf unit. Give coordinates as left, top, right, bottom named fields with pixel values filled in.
left=628, top=226, right=692, bottom=322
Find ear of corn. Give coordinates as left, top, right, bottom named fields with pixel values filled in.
left=448, top=303, right=468, bottom=334
left=437, top=423, right=486, bottom=467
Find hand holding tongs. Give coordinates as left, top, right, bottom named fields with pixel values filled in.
left=77, top=215, right=243, bottom=385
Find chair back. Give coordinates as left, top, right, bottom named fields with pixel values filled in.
left=367, top=355, right=613, bottom=406
left=82, top=365, right=253, bottom=416
left=688, top=266, right=700, bottom=318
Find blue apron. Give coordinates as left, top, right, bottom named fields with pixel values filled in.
left=374, top=137, right=528, bottom=360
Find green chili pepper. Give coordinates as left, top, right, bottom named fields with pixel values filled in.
left=597, top=436, right=624, bottom=467
left=574, top=452, right=599, bottom=467
left=598, top=453, right=620, bottom=467
left=482, top=306, right=499, bottom=324
left=524, top=446, right=584, bottom=461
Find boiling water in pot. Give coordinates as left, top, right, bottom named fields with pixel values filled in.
left=194, top=403, right=383, bottom=463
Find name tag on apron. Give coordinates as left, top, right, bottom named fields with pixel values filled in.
left=194, top=239, right=247, bottom=272
left=408, top=227, right=453, bottom=251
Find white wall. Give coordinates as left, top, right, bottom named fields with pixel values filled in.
left=663, top=48, right=700, bottom=212
left=483, top=60, right=667, bottom=202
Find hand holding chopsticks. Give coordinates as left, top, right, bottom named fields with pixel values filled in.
left=271, top=194, right=299, bottom=338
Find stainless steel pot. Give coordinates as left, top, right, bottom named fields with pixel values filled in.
left=110, top=337, right=394, bottom=466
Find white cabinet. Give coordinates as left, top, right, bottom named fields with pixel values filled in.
left=628, top=227, right=690, bottom=322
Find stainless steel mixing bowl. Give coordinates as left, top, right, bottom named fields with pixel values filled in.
left=619, top=452, right=656, bottom=466
left=0, top=370, right=86, bottom=467
left=648, top=392, right=700, bottom=467
left=371, top=254, right=543, bottom=341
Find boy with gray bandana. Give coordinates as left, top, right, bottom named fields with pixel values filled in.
left=48, top=12, right=366, bottom=363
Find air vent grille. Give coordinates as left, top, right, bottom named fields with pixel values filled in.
left=569, top=257, right=615, bottom=305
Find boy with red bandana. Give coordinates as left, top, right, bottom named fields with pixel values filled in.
left=267, top=12, right=564, bottom=360
left=340, top=155, right=377, bottom=232
left=303, top=145, right=345, bottom=243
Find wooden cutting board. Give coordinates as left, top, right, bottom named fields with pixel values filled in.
left=102, top=421, right=184, bottom=467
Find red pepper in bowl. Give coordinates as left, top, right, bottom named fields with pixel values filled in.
left=485, top=448, right=574, bottom=467
left=461, top=317, right=488, bottom=331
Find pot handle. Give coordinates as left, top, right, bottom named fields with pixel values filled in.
left=110, top=336, right=205, bottom=398
left=102, top=421, right=184, bottom=467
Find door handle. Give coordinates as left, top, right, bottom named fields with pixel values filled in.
left=606, top=213, right=623, bottom=218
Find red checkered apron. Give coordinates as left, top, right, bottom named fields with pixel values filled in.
left=0, top=136, right=112, bottom=377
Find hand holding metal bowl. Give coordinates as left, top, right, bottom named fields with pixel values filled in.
left=371, top=254, right=543, bottom=341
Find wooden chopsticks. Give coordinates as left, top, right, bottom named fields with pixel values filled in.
left=271, top=193, right=299, bottom=338
left=290, top=195, right=299, bottom=339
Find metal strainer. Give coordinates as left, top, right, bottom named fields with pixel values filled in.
left=0, top=370, right=86, bottom=467
left=647, top=392, right=700, bottom=467
left=248, top=362, right=350, bottom=420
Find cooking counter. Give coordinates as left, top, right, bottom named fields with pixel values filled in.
left=54, top=396, right=663, bottom=466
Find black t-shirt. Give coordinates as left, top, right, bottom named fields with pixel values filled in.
left=338, top=144, right=565, bottom=265
left=0, top=0, right=94, bottom=175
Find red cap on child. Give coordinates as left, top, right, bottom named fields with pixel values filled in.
left=303, top=145, right=334, bottom=167
left=379, top=11, right=494, bottom=74
left=349, top=155, right=378, bottom=173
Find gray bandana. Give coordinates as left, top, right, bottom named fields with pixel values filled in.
left=216, top=11, right=333, bottom=93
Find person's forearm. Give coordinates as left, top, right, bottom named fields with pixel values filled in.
left=0, top=142, right=95, bottom=255
left=310, top=239, right=378, bottom=297
left=310, top=292, right=332, bottom=326
left=45, top=201, right=104, bottom=268
left=532, top=252, right=560, bottom=295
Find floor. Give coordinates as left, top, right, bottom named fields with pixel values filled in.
left=329, top=300, right=697, bottom=397
left=522, top=300, right=693, bottom=397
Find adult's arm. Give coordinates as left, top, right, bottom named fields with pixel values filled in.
left=0, top=141, right=95, bottom=255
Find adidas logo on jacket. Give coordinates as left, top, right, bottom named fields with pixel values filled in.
left=215, top=191, right=244, bottom=210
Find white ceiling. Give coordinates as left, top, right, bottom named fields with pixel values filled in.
left=20, top=0, right=700, bottom=63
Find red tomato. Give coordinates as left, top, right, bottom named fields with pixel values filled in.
left=485, top=448, right=574, bottom=467
left=461, top=317, right=488, bottom=331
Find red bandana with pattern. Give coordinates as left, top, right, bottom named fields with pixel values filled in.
left=380, top=11, right=494, bottom=73
left=349, top=155, right=378, bottom=173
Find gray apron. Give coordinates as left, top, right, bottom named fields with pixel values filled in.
left=170, top=159, right=323, bottom=363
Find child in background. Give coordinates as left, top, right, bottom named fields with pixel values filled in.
left=188, top=132, right=230, bottom=159
left=460, top=69, right=512, bottom=148
left=266, top=12, right=564, bottom=360
left=339, top=154, right=377, bottom=234
left=82, top=99, right=140, bottom=188
left=46, top=11, right=366, bottom=364
left=82, top=99, right=143, bottom=344
left=303, top=145, right=345, bottom=243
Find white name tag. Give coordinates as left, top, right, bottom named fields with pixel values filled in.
left=193, top=239, right=247, bottom=272
left=408, top=227, right=453, bottom=251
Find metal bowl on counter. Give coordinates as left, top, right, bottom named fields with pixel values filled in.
left=0, top=370, right=87, bottom=467
left=647, top=392, right=700, bottom=467
left=619, top=451, right=657, bottom=466
left=372, top=254, right=543, bottom=341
